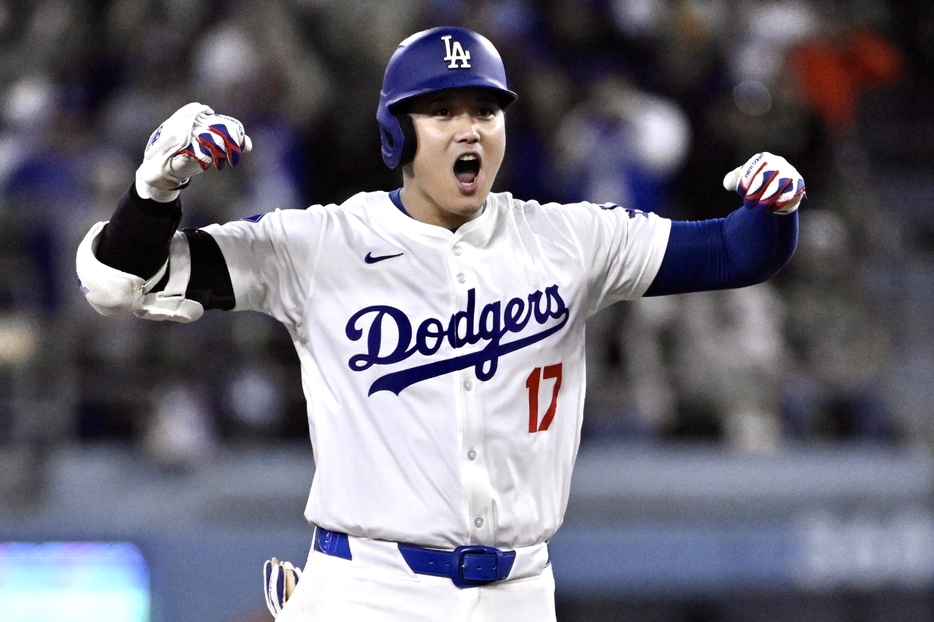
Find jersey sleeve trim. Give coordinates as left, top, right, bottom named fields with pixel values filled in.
left=631, top=215, right=672, bottom=299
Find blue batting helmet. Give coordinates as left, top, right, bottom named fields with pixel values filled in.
left=377, top=26, right=518, bottom=169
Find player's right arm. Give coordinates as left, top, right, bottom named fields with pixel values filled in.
left=76, top=103, right=250, bottom=322
left=643, top=152, right=805, bottom=297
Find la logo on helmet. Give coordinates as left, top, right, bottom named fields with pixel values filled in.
left=441, top=35, right=471, bottom=69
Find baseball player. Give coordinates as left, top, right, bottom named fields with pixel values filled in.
left=76, top=26, right=804, bottom=621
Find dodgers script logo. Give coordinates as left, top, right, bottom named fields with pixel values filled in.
left=441, top=34, right=471, bottom=69
left=346, top=286, right=569, bottom=395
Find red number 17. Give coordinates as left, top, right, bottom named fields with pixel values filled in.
left=525, top=363, right=563, bottom=433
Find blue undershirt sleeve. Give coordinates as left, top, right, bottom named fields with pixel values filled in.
left=643, top=206, right=798, bottom=297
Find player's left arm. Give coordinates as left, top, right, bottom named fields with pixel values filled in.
left=644, top=152, right=805, bottom=297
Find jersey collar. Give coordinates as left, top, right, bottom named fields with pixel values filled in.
left=389, top=188, right=487, bottom=233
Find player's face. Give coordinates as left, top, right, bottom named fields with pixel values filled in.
left=400, top=88, right=506, bottom=230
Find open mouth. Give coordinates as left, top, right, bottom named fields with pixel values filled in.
left=453, top=154, right=481, bottom=188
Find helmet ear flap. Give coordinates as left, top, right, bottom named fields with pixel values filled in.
left=377, top=105, right=406, bottom=169
left=377, top=106, right=418, bottom=169
left=396, top=113, right=417, bottom=168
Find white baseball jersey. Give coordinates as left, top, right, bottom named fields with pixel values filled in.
left=202, top=190, right=670, bottom=550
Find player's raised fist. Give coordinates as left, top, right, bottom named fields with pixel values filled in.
left=176, top=112, right=252, bottom=171
left=723, top=152, right=806, bottom=215
left=135, top=102, right=252, bottom=202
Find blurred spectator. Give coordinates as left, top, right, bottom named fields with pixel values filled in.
left=501, top=59, right=575, bottom=203
left=142, top=381, right=217, bottom=470
left=777, top=209, right=897, bottom=442
left=786, top=5, right=904, bottom=139
left=583, top=303, right=642, bottom=440
left=670, top=0, right=824, bottom=221
left=613, top=283, right=788, bottom=451
left=554, top=74, right=691, bottom=214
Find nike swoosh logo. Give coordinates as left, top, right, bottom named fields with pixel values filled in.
left=364, top=251, right=404, bottom=264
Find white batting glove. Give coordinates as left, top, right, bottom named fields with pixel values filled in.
left=135, top=102, right=252, bottom=202
left=263, top=557, right=302, bottom=618
left=723, top=152, right=806, bottom=215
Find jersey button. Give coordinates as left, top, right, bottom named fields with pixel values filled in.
left=452, top=245, right=463, bottom=256
left=467, top=449, right=477, bottom=461
left=456, top=273, right=466, bottom=284
left=474, top=517, right=484, bottom=528
left=463, top=379, right=473, bottom=391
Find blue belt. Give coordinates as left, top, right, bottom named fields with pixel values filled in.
left=314, top=527, right=517, bottom=589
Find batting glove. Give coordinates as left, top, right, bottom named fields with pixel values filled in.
left=723, top=152, right=806, bottom=215
left=263, top=557, right=302, bottom=618
left=135, top=102, right=252, bottom=202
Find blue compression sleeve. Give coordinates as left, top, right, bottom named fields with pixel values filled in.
left=644, top=207, right=798, bottom=297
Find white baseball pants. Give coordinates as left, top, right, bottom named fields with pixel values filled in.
left=276, top=534, right=556, bottom=622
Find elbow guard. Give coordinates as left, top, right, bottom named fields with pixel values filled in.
left=76, top=221, right=161, bottom=316
left=76, top=222, right=204, bottom=323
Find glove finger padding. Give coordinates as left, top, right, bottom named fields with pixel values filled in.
left=173, top=113, right=252, bottom=173
left=136, top=103, right=252, bottom=202
left=723, top=152, right=806, bottom=215
left=263, top=557, right=302, bottom=618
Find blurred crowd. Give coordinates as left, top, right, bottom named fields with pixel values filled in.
left=0, top=0, right=932, bottom=484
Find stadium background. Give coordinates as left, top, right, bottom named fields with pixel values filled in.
left=1, top=0, right=933, bottom=620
